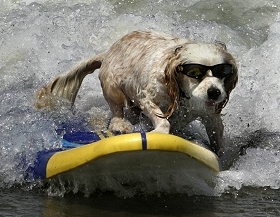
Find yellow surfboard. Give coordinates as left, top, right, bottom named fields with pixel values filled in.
left=31, top=132, right=220, bottom=180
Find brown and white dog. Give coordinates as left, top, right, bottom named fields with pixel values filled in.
left=34, top=31, right=238, bottom=156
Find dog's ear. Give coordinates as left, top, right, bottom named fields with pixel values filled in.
left=215, top=54, right=238, bottom=114
left=162, top=49, right=183, bottom=118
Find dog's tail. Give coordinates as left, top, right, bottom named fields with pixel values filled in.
left=34, top=53, right=104, bottom=109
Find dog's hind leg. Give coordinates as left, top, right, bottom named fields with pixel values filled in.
left=101, top=82, right=133, bottom=133
left=109, top=112, right=133, bottom=133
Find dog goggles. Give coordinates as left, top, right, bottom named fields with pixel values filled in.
left=177, top=64, right=233, bottom=79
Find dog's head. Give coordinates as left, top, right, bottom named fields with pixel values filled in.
left=164, top=42, right=238, bottom=116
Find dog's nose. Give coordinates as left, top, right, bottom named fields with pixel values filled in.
left=207, top=87, right=221, bottom=100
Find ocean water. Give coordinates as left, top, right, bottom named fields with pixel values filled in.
left=1, top=0, right=280, bottom=216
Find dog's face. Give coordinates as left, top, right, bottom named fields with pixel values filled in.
left=175, top=43, right=238, bottom=114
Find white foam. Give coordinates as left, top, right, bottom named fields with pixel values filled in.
left=216, top=147, right=280, bottom=195
left=223, top=15, right=280, bottom=136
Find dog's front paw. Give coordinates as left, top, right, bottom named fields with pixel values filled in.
left=150, top=120, right=170, bottom=134
left=109, top=117, right=133, bottom=133
left=150, top=128, right=169, bottom=134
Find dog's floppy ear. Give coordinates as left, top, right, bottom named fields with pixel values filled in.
left=215, top=53, right=238, bottom=114
left=161, top=47, right=183, bottom=118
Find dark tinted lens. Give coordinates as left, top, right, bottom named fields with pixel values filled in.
left=212, top=64, right=233, bottom=78
left=181, top=65, right=206, bottom=79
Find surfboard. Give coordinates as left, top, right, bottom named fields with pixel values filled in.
left=30, top=131, right=220, bottom=181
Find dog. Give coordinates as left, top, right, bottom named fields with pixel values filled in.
left=34, top=31, right=238, bottom=156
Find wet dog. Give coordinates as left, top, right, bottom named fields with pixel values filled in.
left=34, top=31, right=238, bottom=155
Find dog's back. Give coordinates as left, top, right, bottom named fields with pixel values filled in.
left=99, top=31, right=190, bottom=110
left=34, top=31, right=188, bottom=110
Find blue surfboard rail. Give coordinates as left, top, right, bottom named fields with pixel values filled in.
left=30, top=148, right=63, bottom=179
